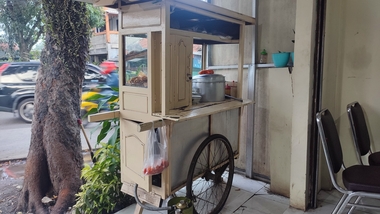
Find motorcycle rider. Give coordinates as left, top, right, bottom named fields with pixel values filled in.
left=100, top=61, right=119, bottom=88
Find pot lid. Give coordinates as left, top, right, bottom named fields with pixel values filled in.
left=192, top=74, right=225, bottom=83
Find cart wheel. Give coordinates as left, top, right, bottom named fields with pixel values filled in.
left=186, top=134, right=234, bottom=214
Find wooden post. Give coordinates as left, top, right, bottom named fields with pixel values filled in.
left=105, top=11, right=110, bottom=43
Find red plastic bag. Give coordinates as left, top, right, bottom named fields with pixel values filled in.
left=143, top=123, right=169, bottom=175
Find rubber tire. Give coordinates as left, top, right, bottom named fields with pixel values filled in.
left=186, top=134, right=234, bottom=214
left=18, top=98, right=34, bottom=123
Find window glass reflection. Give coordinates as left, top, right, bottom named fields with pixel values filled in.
left=124, top=34, right=148, bottom=88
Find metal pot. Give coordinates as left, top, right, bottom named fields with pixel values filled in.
left=192, top=74, right=225, bottom=102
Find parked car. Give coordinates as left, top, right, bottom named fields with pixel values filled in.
left=0, top=61, right=106, bottom=123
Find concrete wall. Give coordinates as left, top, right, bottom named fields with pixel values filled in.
left=257, top=0, right=296, bottom=62
left=212, top=0, right=298, bottom=198
left=254, top=0, right=296, bottom=197
left=322, top=0, right=380, bottom=177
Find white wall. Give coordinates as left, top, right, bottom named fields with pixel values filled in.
left=323, top=0, right=380, bottom=170
left=254, top=0, right=297, bottom=197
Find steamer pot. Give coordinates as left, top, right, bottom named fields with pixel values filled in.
left=192, top=74, right=225, bottom=102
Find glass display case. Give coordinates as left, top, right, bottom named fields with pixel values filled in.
left=124, top=34, right=148, bottom=88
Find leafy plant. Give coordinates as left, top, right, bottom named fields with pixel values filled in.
left=74, top=88, right=135, bottom=214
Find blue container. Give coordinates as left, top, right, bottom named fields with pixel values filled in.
left=272, top=52, right=290, bottom=67
left=290, top=52, right=294, bottom=64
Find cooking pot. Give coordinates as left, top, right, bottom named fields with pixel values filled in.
left=192, top=74, right=225, bottom=102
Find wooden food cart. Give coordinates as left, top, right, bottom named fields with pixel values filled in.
left=88, top=0, right=255, bottom=213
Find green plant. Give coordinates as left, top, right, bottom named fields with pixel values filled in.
left=74, top=88, right=134, bottom=214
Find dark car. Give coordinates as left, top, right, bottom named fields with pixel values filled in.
left=0, top=61, right=106, bottom=123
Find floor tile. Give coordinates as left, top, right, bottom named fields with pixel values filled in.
left=305, top=201, right=335, bottom=213
left=237, top=194, right=290, bottom=214
left=232, top=173, right=267, bottom=194
left=222, top=187, right=255, bottom=212
left=116, top=174, right=380, bottom=214
left=115, top=204, right=166, bottom=214
left=283, top=207, right=305, bottom=214
left=316, top=189, right=342, bottom=205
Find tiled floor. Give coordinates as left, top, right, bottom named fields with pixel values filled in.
left=116, top=172, right=380, bottom=214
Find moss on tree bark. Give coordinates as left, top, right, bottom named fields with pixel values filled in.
left=16, top=0, right=90, bottom=213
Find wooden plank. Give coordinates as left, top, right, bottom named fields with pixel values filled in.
left=122, top=8, right=161, bottom=28
left=88, top=110, right=120, bottom=122
left=118, top=26, right=163, bottom=35
left=134, top=204, right=143, bottom=214
left=121, top=183, right=162, bottom=207
left=170, top=29, right=239, bottom=44
left=137, top=119, right=167, bottom=132
left=120, top=1, right=162, bottom=12
left=154, top=99, right=253, bottom=121
left=161, top=1, right=171, bottom=116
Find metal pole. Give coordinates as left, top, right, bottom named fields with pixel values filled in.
left=245, top=0, right=258, bottom=178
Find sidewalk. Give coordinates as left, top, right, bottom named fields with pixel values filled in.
left=1, top=152, right=94, bottom=180
left=0, top=123, right=101, bottom=162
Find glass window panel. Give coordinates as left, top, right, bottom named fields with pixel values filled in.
left=124, top=34, right=148, bottom=88
left=192, top=44, right=202, bottom=76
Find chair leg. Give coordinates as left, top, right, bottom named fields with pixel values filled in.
left=337, top=194, right=354, bottom=214
left=333, top=194, right=348, bottom=214
left=347, top=196, right=361, bottom=214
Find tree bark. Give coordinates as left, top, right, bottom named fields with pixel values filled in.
left=16, top=1, right=90, bottom=213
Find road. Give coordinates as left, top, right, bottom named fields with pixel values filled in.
left=0, top=111, right=108, bottom=162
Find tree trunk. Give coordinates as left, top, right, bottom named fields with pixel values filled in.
left=18, top=40, right=30, bottom=61
left=16, top=1, right=90, bottom=213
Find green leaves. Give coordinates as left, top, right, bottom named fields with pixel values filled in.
left=86, top=4, right=105, bottom=29
left=0, top=0, right=43, bottom=61
left=74, top=87, right=134, bottom=213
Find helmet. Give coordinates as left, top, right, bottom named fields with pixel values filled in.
left=100, top=61, right=117, bottom=75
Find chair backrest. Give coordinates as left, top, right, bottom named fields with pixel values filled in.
left=347, top=102, right=371, bottom=158
left=316, top=109, right=343, bottom=174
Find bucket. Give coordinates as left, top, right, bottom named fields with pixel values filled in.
left=167, top=197, right=194, bottom=214
left=272, top=52, right=290, bottom=67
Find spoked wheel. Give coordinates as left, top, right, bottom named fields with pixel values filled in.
left=186, top=134, right=234, bottom=214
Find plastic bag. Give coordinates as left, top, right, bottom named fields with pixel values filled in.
left=143, top=123, right=169, bottom=175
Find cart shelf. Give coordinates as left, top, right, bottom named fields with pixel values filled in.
left=153, top=99, right=252, bottom=121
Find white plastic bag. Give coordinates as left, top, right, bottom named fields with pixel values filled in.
left=143, top=123, right=169, bottom=175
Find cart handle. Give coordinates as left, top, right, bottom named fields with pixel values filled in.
left=134, top=184, right=174, bottom=211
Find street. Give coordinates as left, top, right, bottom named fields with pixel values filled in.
left=0, top=111, right=104, bottom=162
